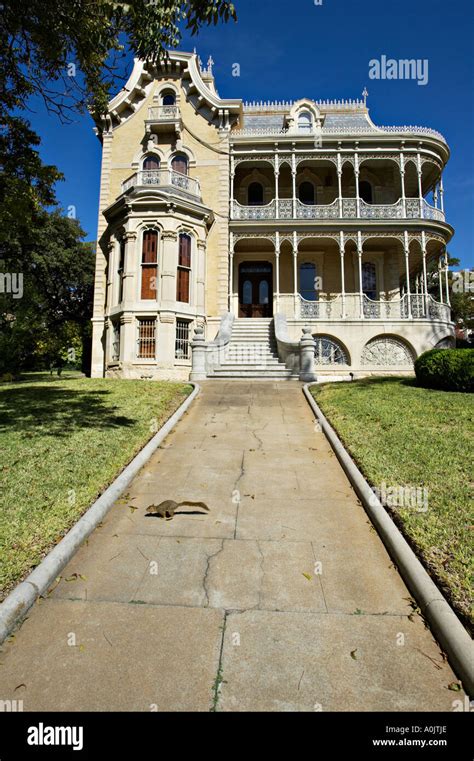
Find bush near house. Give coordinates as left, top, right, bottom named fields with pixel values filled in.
left=415, top=349, right=474, bottom=392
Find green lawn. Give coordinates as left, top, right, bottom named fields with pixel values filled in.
left=0, top=373, right=191, bottom=600
left=311, top=378, right=473, bottom=628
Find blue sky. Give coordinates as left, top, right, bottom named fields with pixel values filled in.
left=28, top=0, right=473, bottom=268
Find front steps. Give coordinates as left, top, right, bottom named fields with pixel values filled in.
left=209, top=318, right=296, bottom=379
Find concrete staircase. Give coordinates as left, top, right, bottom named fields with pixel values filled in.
left=209, top=318, right=295, bottom=379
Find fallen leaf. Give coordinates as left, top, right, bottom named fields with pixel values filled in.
left=448, top=682, right=462, bottom=692
left=302, top=572, right=312, bottom=581
left=350, top=649, right=358, bottom=660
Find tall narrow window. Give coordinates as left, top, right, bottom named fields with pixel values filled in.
left=161, top=92, right=176, bottom=106
left=171, top=154, right=188, bottom=175
left=300, top=262, right=318, bottom=301
left=117, top=238, right=125, bottom=303
left=175, top=319, right=191, bottom=360
left=143, top=155, right=160, bottom=171
left=242, top=280, right=252, bottom=304
left=248, top=182, right=264, bottom=205
left=137, top=318, right=156, bottom=359
left=362, top=262, right=377, bottom=300
left=141, top=229, right=158, bottom=300
left=299, top=181, right=315, bottom=205
left=177, top=233, right=191, bottom=303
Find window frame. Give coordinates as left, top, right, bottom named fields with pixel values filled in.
left=136, top=317, right=157, bottom=360
left=140, top=228, right=159, bottom=301
left=176, top=232, right=192, bottom=304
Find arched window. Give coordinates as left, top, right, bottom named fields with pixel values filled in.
left=143, top=154, right=160, bottom=171
left=171, top=154, right=188, bottom=175
left=248, top=182, right=264, bottom=206
left=177, top=233, right=191, bottom=303
left=299, top=181, right=315, bottom=205
left=161, top=91, right=176, bottom=106
left=242, top=280, right=252, bottom=304
left=314, top=337, right=348, bottom=365
left=300, top=262, right=318, bottom=302
left=298, top=111, right=313, bottom=132
left=362, top=262, right=377, bottom=301
left=359, top=181, right=373, bottom=204
left=259, top=280, right=269, bottom=305
left=141, top=230, right=158, bottom=300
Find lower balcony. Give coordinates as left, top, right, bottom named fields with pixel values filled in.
left=286, top=293, right=451, bottom=321
left=232, top=197, right=445, bottom=222
left=122, top=169, right=201, bottom=199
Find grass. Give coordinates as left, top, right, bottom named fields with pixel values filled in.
left=0, top=372, right=191, bottom=600
left=311, top=378, right=473, bottom=629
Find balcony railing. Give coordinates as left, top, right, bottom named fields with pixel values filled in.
left=147, top=105, right=180, bottom=121
left=232, top=198, right=445, bottom=222
left=122, top=169, right=201, bottom=198
left=286, top=293, right=450, bottom=321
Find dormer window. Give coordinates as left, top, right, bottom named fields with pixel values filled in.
left=298, top=111, right=313, bottom=132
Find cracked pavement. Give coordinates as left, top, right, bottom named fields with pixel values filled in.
left=0, top=381, right=463, bottom=711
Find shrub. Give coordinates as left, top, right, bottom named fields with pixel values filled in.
left=415, top=349, right=474, bottom=392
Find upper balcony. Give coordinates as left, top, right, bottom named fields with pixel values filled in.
left=122, top=169, right=201, bottom=200
left=145, top=105, right=182, bottom=135
left=232, top=197, right=445, bottom=223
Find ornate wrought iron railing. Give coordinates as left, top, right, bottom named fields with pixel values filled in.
left=122, top=169, right=201, bottom=197
left=294, top=293, right=450, bottom=321
left=147, top=105, right=180, bottom=121
left=231, top=197, right=444, bottom=222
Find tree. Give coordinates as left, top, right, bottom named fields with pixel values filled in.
left=0, top=213, right=95, bottom=376
left=0, top=1, right=237, bottom=123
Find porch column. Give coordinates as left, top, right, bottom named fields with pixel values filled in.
left=444, top=252, right=451, bottom=306
left=274, top=152, right=279, bottom=220
left=229, top=232, right=234, bottom=313
left=275, top=231, right=280, bottom=313
left=421, top=231, right=428, bottom=317
left=400, top=153, right=406, bottom=217
left=417, top=152, right=423, bottom=218
left=404, top=230, right=412, bottom=318
left=230, top=154, right=234, bottom=220
left=337, top=152, right=343, bottom=217
left=357, top=231, right=364, bottom=319
left=292, top=152, right=297, bottom=218
left=339, top=230, right=346, bottom=318
left=355, top=152, right=360, bottom=218
left=433, top=184, right=439, bottom=209
left=438, top=257, right=444, bottom=303
left=439, top=176, right=445, bottom=213
left=293, top=231, right=298, bottom=318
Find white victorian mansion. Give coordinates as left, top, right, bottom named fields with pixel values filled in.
left=90, top=51, right=454, bottom=380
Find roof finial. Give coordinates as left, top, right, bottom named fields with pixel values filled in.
left=207, top=55, right=214, bottom=75
left=362, top=87, right=369, bottom=106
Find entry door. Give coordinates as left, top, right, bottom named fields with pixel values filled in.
left=239, top=262, right=273, bottom=318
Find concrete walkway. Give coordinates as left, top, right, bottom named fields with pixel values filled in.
left=0, top=382, right=462, bottom=711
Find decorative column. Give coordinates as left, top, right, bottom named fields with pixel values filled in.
left=190, top=325, right=207, bottom=381
left=339, top=230, right=346, bottom=318
left=444, top=252, right=451, bottom=306
left=433, top=184, right=439, bottom=209
left=355, top=151, right=360, bottom=218
left=292, top=151, right=297, bottom=218
left=230, top=154, right=235, bottom=220
left=275, top=231, right=280, bottom=314
left=337, top=152, right=343, bottom=217
left=417, top=152, right=423, bottom=218
left=274, top=151, right=279, bottom=220
left=293, top=230, right=298, bottom=318
left=357, top=231, right=364, bottom=319
left=299, top=327, right=317, bottom=382
left=229, top=232, right=234, bottom=314
left=160, top=230, right=178, bottom=308
left=439, top=176, right=445, bottom=213
left=404, top=230, right=412, bottom=318
left=400, top=152, right=406, bottom=217
left=105, top=240, right=115, bottom=311
left=421, top=230, right=429, bottom=317
left=122, top=230, right=138, bottom=304
left=438, top=257, right=444, bottom=303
